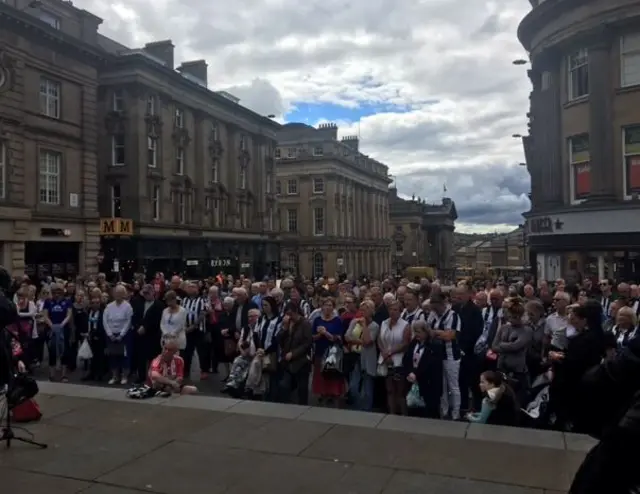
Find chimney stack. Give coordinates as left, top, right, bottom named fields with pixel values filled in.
left=143, top=40, right=174, bottom=68
left=178, top=60, right=208, bottom=86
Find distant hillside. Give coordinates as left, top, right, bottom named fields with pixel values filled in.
left=453, top=232, right=498, bottom=249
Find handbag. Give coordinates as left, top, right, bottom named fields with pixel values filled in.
left=406, top=383, right=425, bottom=408
left=223, top=338, right=237, bottom=358
left=78, top=339, right=93, bottom=360
left=321, top=344, right=344, bottom=376
left=376, top=363, right=388, bottom=377
left=262, top=354, right=277, bottom=372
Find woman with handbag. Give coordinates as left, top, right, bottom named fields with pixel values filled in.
left=218, top=297, right=238, bottom=380
left=311, top=297, right=345, bottom=405
left=256, top=296, right=282, bottom=401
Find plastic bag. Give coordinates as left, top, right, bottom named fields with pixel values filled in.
left=322, top=344, right=344, bottom=376
left=78, top=339, right=93, bottom=360
left=406, top=383, right=425, bottom=408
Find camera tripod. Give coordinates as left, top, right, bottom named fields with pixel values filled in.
left=0, top=390, right=47, bottom=450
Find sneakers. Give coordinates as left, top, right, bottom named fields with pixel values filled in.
left=120, top=377, right=128, bottom=385
left=108, top=378, right=117, bottom=385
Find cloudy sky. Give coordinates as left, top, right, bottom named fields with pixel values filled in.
left=81, top=0, right=532, bottom=233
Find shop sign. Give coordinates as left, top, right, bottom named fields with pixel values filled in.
left=211, top=259, right=231, bottom=268
left=100, top=218, right=133, bottom=236
left=528, top=217, right=554, bottom=234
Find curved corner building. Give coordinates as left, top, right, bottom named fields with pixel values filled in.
left=518, top=0, right=640, bottom=282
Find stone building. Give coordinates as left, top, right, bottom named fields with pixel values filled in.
left=388, top=187, right=457, bottom=276
left=0, top=0, right=106, bottom=278
left=519, top=0, right=640, bottom=281
left=96, top=39, right=281, bottom=279
left=276, top=123, right=392, bottom=278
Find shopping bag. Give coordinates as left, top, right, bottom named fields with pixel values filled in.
left=321, top=344, right=344, bottom=376
left=78, top=339, right=93, bottom=360
left=406, top=383, right=425, bottom=408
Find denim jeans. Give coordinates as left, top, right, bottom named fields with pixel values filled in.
left=348, top=360, right=375, bottom=411
left=48, top=324, right=66, bottom=367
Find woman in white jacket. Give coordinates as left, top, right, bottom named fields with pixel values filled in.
left=160, top=290, right=188, bottom=353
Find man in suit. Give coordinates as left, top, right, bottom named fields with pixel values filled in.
left=230, top=287, right=258, bottom=335
left=131, top=284, right=165, bottom=384
left=277, top=301, right=312, bottom=405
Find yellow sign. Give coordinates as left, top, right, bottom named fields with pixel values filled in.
left=100, top=218, right=133, bottom=236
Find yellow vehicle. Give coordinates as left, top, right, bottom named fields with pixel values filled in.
left=404, top=266, right=435, bottom=280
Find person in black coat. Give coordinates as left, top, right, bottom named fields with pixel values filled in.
left=130, top=285, right=165, bottom=384
left=83, top=295, right=107, bottom=381
left=569, top=334, right=640, bottom=493
left=230, top=288, right=259, bottom=333
left=402, top=319, right=443, bottom=419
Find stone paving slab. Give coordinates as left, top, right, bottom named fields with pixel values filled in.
left=0, top=384, right=588, bottom=492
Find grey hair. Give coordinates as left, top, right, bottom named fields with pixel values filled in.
left=162, top=333, right=179, bottom=346
left=223, top=296, right=235, bottom=306
left=270, top=287, right=284, bottom=298
left=411, top=319, right=428, bottom=333
left=248, top=308, right=261, bottom=318
left=382, top=292, right=395, bottom=304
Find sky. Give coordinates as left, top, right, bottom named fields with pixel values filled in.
left=81, top=0, right=533, bottom=233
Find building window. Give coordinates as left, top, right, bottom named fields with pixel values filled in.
left=147, top=137, right=157, bottom=167
left=175, top=108, right=184, bottom=128
left=212, top=199, right=220, bottom=228
left=39, top=150, right=61, bottom=205
left=287, top=148, right=296, bottom=158
left=266, top=172, right=272, bottom=193
left=623, top=125, right=640, bottom=196
left=568, top=134, right=590, bottom=202
left=38, top=11, right=60, bottom=29
left=268, top=208, right=274, bottom=231
left=39, top=77, right=60, bottom=119
left=568, top=48, right=589, bottom=101
left=287, top=209, right=298, bottom=232
left=178, top=193, right=186, bottom=224
left=313, top=178, right=324, bottom=194
left=211, top=122, right=219, bottom=142
left=313, top=207, right=325, bottom=235
left=240, top=135, right=247, bottom=151
left=112, top=90, right=124, bottom=112
left=112, top=134, right=125, bottom=166
left=275, top=148, right=281, bottom=158
left=152, top=185, right=160, bottom=220
left=0, top=141, right=5, bottom=200
left=621, top=33, right=640, bottom=88
left=110, top=184, right=122, bottom=217
left=239, top=168, right=247, bottom=189
left=313, top=146, right=323, bottom=156
left=395, top=242, right=404, bottom=255
left=175, top=148, right=184, bottom=175
left=146, top=95, right=156, bottom=116
left=313, top=253, right=324, bottom=278
left=287, top=179, right=297, bottom=195
left=211, top=160, right=219, bottom=183
left=288, top=253, right=298, bottom=273
left=276, top=180, right=281, bottom=195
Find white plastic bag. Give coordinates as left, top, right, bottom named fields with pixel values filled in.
left=78, top=339, right=93, bottom=360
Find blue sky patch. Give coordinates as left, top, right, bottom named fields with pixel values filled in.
left=285, top=101, right=417, bottom=124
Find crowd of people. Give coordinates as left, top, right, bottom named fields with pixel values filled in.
left=2, top=271, right=639, bottom=427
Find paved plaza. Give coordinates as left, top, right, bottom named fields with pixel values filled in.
left=0, top=382, right=594, bottom=493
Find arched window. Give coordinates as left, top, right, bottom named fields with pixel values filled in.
left=288, top=253, right=298, bottom=273
left=313, top=253, right=324, bottom=279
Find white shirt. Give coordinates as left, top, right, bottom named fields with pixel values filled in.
left=379, top=317, right=409, bottom=367
left=160, top=306, right=188, bottom=349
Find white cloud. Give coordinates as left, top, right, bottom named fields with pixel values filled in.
left=78, top=0, right=532, bottom=230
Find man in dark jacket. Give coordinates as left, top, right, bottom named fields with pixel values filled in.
left=131, top=285, right=165, bottom=384
left=452, top=286, right=484, bottom=411
left=569, top=335, right=640, bottom=493
left=277, top=301, right=312, bottom=405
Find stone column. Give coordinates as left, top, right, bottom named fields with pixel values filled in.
left=588, top=29, right=615, bottom=201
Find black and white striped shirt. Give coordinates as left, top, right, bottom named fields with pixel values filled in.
left=401, top=307, right=425, bottom=325
left=181, top=296, right=207, bottom=331
left=430, top=307, right=462, bottom=360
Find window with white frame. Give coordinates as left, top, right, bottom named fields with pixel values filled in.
left=211, top=159, right=219, bottom=183
left=112, top=134, right=125, bottom=166
left=313, top=207, right=325, bottom=235
left=38, top=11, right=60, bottom=29
left=175, top=147, right=184, bottom=175
left=313, top=146, right=323, bottom=156
left=287, top=209, right=298, bottom=232
left=147, top=137, right=157, bottom=167
left=568, top=134, right=590, bottom=201
left=288, top=253, right=298, bottom=273
left=313, top=253, right=324, bottom=278
left=178, top=193, right=186, bottom=224
left=146, top=95, right=156, bottom=116
left=313, top=178, right=324, bottom=194
left=621, top=33, right=640, bottom=87
left=39, top=150, right=61, bottom=205
left=111, top=184, right=122, bottom=217
left=0, top=141, right=5, bottom=200
left=239, top=167, right=247, bottom=189
left=568, top=48, right=589, bottom=101
left=152, top=185, right=160, bottom=220
left=39, top=77, right=60, bottom=119
left=275, top=148, right=281, bottom=158
left=623, top=125, right=640, bottom=197
left=287, top=179, right=297, bottom=195
left=175, top=108, right=184, bottom=128
left=112, top=89, right=124, bottom=112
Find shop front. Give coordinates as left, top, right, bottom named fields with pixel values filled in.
left=526, top=205, right=640, bottom=282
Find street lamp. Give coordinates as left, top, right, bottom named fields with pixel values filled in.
left=266, top=114, right=275, bottom=119
left=512, top=59, right=528, bottom=65
left=512, top=133, right=523, bottom=139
